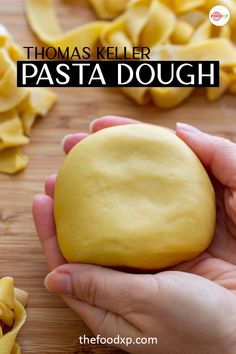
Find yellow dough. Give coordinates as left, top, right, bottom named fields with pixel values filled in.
left=55, top=124, right=216, bottom=270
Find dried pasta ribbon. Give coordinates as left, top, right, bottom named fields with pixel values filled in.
left=229, top=67, right=236, bottom=94
left=0, top=111, right=29, bottom=151
left=0, top=277, right=27, bottom=354
left=89, top=0, right=129, bottom=19
left=171, top=21, right=194, bottom=44
left=0, top=50, right=28, bottom=113
left=100, top=16, right=133, bottom=57
left=18, top=87, right=57, bottom=135
left=121, top=86, right=150, bottom=105
left=133, top=0, right=176, bottom=47
left=151, top=39, right=236, bottom=66
left=151, top=87, right=194, bottom=109
left=14, top=288, right=28, bottom=308
left=25, top=0, right=107, bottom=53
left=171, top=0, right=205, bottom=14
left=207, top=70, right=231, bottom=101
left=0, top=148, right=29, bottom=175
left=178, top=10, right=208, bottom=28
left=0, top=25, right=56, bottom=174
left=101, top=0, right=176, bottom=49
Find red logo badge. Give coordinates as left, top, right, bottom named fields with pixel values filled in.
left=211, top=11, right=222, bottom=21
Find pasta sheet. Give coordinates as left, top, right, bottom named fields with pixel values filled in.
left=0, top=25, right=56, bottom=174
left=0, top=277, right=28, bottom=354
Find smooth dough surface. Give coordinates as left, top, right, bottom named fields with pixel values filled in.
left=54, top=124, right=216, bottom=270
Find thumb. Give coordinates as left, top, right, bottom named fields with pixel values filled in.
left=45, top=266, right=144, bottom=348
left=44, top=263, right=152, bottom=315
left=176, top=123, right=236, bottom=188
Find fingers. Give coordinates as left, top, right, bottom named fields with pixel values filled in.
left=62, top=133, right=89, bottom=154
left=90, top=115, right=140, bottom=133
left=62, top=296, right=139, bottom=347
left=44, top=263, right=151, bottom=316
left=32, top=194, right=66, bottom=271
left=45, top=173, right=57, bottom=199
left=176, top=123, right=236, bottom=188
left=61, top=116, right=140, bottom=154
left=62, top=296, right=108, bottom=333
left=224, top=188, right=236, bottom=228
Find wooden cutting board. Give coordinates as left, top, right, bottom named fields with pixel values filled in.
left=0, top=1, right=235, bottom=353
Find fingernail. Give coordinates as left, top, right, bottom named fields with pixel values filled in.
left=176, top=123, right=200, bottom=134
left=61, top=134, right=73, bottom=150
left=33, top=193, right=45, bottom=202
left=89, top=118, right=99, bottom=132
left=44, top=271, right=73, bottom=295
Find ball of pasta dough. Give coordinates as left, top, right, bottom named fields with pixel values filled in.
left=54, top=124, right=215, bottom=270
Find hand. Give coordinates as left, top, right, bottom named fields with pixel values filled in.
left=33, top=117, right=236, bottom=354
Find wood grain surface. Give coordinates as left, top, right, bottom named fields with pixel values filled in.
left=0, top=1, right=235, bottom=353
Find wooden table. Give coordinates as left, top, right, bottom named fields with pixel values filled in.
left=0, top=0, right=235, bottom=353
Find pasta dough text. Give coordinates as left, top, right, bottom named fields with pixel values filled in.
left=25, top=0, right=236, bottom=108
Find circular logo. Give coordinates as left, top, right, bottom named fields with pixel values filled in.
left=209, top=5, right=230, bottom=26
